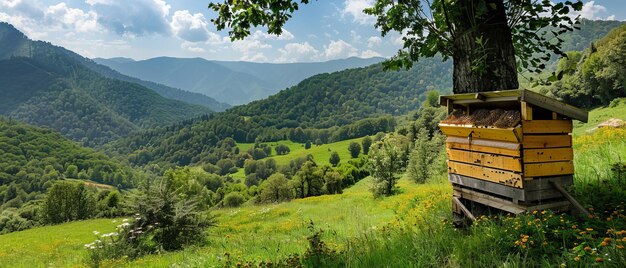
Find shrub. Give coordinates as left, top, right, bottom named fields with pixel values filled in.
left=223, top=192, right=245, bottom=207
left=329, top=151, right=340, bottom=167
left=361, top=136, right=372, bottom=155
left=348, top=142, right=361, bottom=158
left=275, top=144, right=291, bottom=155
left=87, top=177, right=214, bottom=265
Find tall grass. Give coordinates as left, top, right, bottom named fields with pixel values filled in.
left=572, top=128, right=626, bottom=209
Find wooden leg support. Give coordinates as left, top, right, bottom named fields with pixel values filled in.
left=453, top=197, right=477, bottom=221
left=550, top=181, right=590, bottom=216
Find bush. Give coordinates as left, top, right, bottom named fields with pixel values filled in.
left=275, top=144, right=291, bottom=155
left=329, top=151, right=340, bottom=167
left=348, top=142, right=361, bottom=158
left=223, top=192, right=245, bottom=207
left=87, top=177, right=214, bottom=265
left=361, top=136, right=372, bottom=155
left=42, top=181, right=96, bottom=224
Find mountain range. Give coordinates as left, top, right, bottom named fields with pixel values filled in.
left=0, top=22, right=214, bottom=146
left=94, top=56, right=385, bottom=105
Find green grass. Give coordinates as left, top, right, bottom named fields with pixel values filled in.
left=572, top=97, right=626, bottom=136
left=0, top=218, right=119, bottom=267
left=237, top=137, right=365, bottom=167
left=0, top=176, right=450, bottom=267
left=229, top=138, right=367, bottom=181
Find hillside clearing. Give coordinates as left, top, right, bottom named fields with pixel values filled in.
left=0, top=176, right=449, bottom=267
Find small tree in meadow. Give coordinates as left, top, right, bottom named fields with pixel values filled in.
left=259, top=173, right=293, bottom=203
left=407, top=130, right=445, bottom=184
left=348, top=142, right=361, bottom=158
left=42, top=181, right=96, bottom=224
left=368, top=134, right=410, bottom=197
left=329, top=151, right=340, bottom=167
left=275, top=144, right=291, bottom=155
left=361, top=136, right=372, bottom=155
left=305, top=140, right=312, bottom=149
left=223, top=192, right=245, bottom=207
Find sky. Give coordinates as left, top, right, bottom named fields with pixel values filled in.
left=0, top=0, right=624, bottom=62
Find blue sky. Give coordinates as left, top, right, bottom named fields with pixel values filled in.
left=0, top=0, right=624, bottom=62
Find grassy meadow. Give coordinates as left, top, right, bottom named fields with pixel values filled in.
left=0, top=176, right=451, bottom=267
left=2, top=102, right=626, bottom=267
left=229, top=137, right=364, bottom=180
left=0, top=218, right=119, bottom=267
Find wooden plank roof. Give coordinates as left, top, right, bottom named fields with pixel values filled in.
left=439, top=89, right=588, bottom=122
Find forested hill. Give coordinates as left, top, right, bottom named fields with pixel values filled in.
left=94, top=56, right=385, bottom=105
left=544, top=23, right=626, bottom=107
left=0, top=117, right=143, bottom=233
left=0, top=22, right=213, bottom=146
left=78, top=58, right=230, bottom=112
left=541, top=19, right=625, bottom=69
left=229, top=59, right=452, bottom=128
left=107, top=57, right=451, bottom=167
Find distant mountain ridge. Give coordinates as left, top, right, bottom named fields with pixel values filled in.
left=94, top=56, right=385, bottom=105
left=0, top=22, right=213, bottom=146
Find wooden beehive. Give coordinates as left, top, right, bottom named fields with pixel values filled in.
left=438, top=89, right=589, bottom=219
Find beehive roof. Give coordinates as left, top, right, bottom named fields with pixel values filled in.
left=439, top=89, right=588, bottom=122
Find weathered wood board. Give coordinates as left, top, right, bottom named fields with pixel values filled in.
left=446, top=137, right=520, bottom=157
left=448, top=161, right=523, bottom=188
left=447, top=149, right=522, bottom=172
left=439, top=124, right=522, bottom=143
left=449, top=174, right=525, bottom=201
left=523, top=148, right=573, bottom=163
left=522, top=135, right=572, bottom=149
left=524, top=161, right=574, bottom=177
left=453, top=186, right=527, bottom=214
left=522, top=120, right=573, bottom=134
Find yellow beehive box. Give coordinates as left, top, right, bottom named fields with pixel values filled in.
left=438, top=90, right=588, bottom=212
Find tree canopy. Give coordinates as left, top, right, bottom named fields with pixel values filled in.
left=208, top=0, right=583, bottom=93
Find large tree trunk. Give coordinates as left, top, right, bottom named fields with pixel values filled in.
left=452, top=0, right=518, bottom=93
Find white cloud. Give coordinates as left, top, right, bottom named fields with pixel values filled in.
left=606, top=15, right=616, bottom=21
left=181, top=41, right=205, bottom=53
left=0, top=0, right=100, bottom=37
left=342, top=0, right=375, bottom=25
left=45, top=3, right=100, bottom=33
left=0, top=12, right=47, bottom=39
left=87, top=0, right=171, bottom=36
left=276, top=42, right=319, bottom=63
left=324, top=39, right=358, bottom=60
left=170, top=10, right=219, bottom=43
left=1, top=0, right=43, bottom=19
left=578, top=1, right=606, bottom=20
left=241, top=52, right=268, bottom=62
left=231, top=38, right=271, bottom=61
left=251, top=29, right=294, bottom=41
left=360, top=49, right=380, bottom=58
left=367, top=36, right=382, bottom=48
